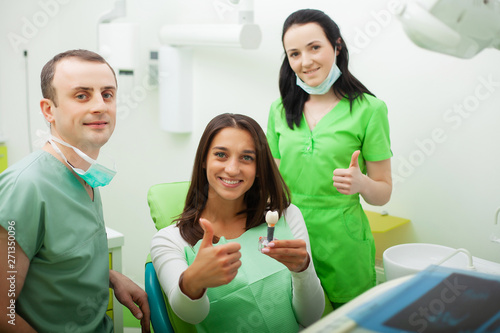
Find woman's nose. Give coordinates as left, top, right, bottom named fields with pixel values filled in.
left=302, top=52, right=313, bottom=67
left=225, top=158, right=240, bottom=175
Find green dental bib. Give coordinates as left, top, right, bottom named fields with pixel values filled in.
left=185, top=219, right=299, bottom=333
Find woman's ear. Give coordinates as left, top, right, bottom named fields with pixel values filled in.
left=40, top=98, right=55, bottom=124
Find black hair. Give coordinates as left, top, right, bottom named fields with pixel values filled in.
left=279, top=9, right=374, bottom=129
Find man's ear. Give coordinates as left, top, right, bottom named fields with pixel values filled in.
left=40, top=98, right=55, bottom=124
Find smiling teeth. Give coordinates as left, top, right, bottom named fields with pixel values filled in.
left=222, top=179, right=239, bottom=185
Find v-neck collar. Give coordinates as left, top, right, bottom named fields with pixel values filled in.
left=302, top=97, right=346, bottom=132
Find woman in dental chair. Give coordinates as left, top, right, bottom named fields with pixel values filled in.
left=150, top=113, right=324, bottom=332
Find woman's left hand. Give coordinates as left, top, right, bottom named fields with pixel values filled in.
left=261, top=239, right=310, bottom=272
left=333, top=150, right=366, bottom=195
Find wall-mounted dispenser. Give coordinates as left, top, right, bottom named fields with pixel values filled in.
left=97, top=0, right=138, bottom=94
left=158, top=0, right=261, bottom=133
left=158, top=46, right=193, bottom=133
left=98, top=22, right=138, bottom=74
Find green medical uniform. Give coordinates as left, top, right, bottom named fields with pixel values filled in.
left=0, top=150, right=113, bottom=333
left=185, top=221, right=298, bottom=333
left=267, top=94, right=392, bottom=303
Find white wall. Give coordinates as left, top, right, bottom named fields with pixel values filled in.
left=1, top=0, right=499, bottom=288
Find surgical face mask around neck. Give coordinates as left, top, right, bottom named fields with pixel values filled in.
left=49, top=136, right=116, bottom=188
left=295, top=46, right=342, bottom=95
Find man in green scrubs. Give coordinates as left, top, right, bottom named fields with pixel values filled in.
left=0, top=50, right=150, bottom=332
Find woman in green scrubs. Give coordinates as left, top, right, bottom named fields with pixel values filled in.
left=267, top=9, right=393, bottom=308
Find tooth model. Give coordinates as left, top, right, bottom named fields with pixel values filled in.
left=265, top=210, right=279, bottom=241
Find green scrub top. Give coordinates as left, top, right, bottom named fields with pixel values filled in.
left=267, top=94, right=392, bottom=303
left=0, top=150, right=113, bottom=333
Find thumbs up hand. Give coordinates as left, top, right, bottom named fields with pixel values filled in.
left=198, top=218, right=217, bottom=250
left=180, top=218, right=242, bottom=299
left=332, top=150, right=365, bottom=195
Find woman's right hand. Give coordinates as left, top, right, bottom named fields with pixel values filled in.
left=180, top=218, right=242, bottom=299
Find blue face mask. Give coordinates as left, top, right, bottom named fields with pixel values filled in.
left=295, top=46, right=342, bottom=95
left=49, top=136, right=116, bottom=188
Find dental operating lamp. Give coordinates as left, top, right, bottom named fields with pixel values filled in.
left=158, top=0, right=262, bottom=133
left=396, top=0, right=500, bottom=247
left=395, top=0, right=500, bottom=58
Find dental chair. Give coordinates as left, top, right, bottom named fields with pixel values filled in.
left=145, top=181, right=196, bottom=333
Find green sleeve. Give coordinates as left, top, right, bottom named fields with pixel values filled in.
left=266, top=99, right=282, bottom=160
left=0, top=170, right=43, bottom=260
left=362, top=99, right=392, bottom=162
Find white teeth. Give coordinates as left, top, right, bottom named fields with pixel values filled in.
left=222, top=179, right=239, bottom=185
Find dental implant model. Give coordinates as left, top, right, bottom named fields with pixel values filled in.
left=258, top=210, right=279, bottom=251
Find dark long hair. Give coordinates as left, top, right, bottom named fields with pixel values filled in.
left=177, top=113, right=291, bottom=246
left=279, top=9, right=374, bottom=129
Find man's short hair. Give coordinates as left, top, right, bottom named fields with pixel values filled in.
left=40, top=49, right=116, bottom=106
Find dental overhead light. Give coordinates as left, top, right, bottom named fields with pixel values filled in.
left=395, top=0, right=500, bottom=58
left=158, top=0, right=262, bottom=133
